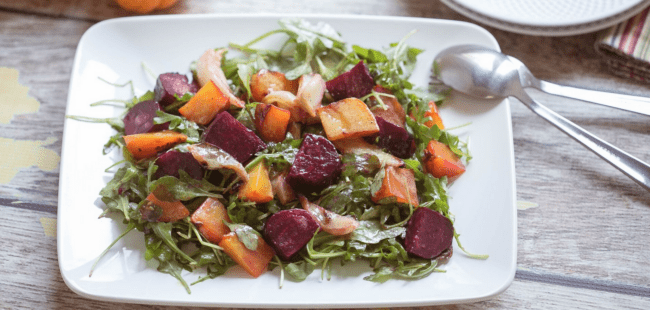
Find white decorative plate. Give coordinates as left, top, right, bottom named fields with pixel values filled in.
left=442, top=0, right=650, bottom=36
left=58, top=14, right=517, bottom=307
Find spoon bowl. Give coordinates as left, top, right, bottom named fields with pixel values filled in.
left=434, top=45, right=524, bottom=100
left=433, top=44, right=650, bottom=192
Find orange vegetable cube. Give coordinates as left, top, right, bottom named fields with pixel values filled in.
left=371, top=166, right=419, bottom=207
left=145, top=192, right=189, bottom=222
left=190, top=198, right=231, bottom=244
left=317, top=98, right=379, bottom=141
left=423, top=101, right=444, bottom=129
left=238, top=160, right=273, bottom=203
left=123, top=130, right=187, bottom=160
left=218, top=232, right=275, bottom=278
left=409, top=100, right=445, bottom=130
left=424, top=140, right=466, bottom=182
left=178, top=80, right=230, bottom=125
left=254, top=103, right=291, bottom=143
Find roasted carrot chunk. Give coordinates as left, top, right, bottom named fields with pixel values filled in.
left=254, top=103, right=291, bottom=143
left=423, top=101, right=444, bottom=129
left=145, top=192, right=189, bottom=222
left=218, top=232, right=275, bottom=278
left=238, top=160, right=273, bottom=203
left=424, top=140, right=466, bottom=182
left=317, top=98, right=380, bottom=141
left=371, top=166, right=419, bottom=206
left=409, top=100, right=445, bottom=130
left=123, top=130, right=187, bottom=160
left=190, top=198, right=231, bottom=244
left=178, top=80, right=229, bottom=125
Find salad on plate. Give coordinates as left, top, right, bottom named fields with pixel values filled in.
left=75, top=18, right=485, bottom=293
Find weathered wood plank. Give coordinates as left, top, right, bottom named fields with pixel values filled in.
left=0, top=12, right=92, bottom=207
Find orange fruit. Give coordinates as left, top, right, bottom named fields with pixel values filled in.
left=115, top=0, right=179, bottom=14
left=157, top=0, right=179, bottom=9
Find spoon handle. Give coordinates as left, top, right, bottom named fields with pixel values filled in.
left=517, top=92, right=650, bottom=191
left=538, top=80, right=650, bottom=116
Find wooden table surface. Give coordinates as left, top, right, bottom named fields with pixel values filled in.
left=2, top=0, right=650, bottom=309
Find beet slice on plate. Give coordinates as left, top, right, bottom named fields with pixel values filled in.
left=325, top=61, right=375, bottom=101
left=365, top=116, right=416, bottom=159
left=286, top=134, right=342, bottom=195
left=403, top=207, right=454, bottom=259
left=123, top=100, right=169, bottom=135
left=154, top=72, right=197, bottom=107
left=202, top=111, right=267, bottom=163
left=153, top=150, right=204, bottom=180
left=264, top=209, right=320, bottom=260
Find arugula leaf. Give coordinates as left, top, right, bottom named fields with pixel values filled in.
left=154, top=111, right=200, bottom=143
left=150, top=222, right=197, bottom=265
left=350, top=220, right=406, bottom=244
left=99, top=163, right=149, bottom=219
left=151, top=240, right=192, bottom=294
left=224, top=222, right=261, bottom=251
left=352, top=45, right=388, bottom=63
left=248, top=138, right=302, bottom=174
left=318, top=174, right=374, bottom=217
left=229, top=18, right=353, bottom=81
left=284, top=260, right=317, bottom=282
left=361, top=30, right=422, bottom=103
left=149, top=171, right=222, bottom=202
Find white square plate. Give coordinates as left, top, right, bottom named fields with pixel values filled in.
left=58, top=14, right=516, bottom=308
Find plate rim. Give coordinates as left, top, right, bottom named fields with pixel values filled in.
left=57, top=13, right=517, bottom=307
left=441, top=0, right=650, bottom=36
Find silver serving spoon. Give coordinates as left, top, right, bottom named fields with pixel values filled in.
left=434, top=44, right=650, bottom=191
left=506, top=55, right=650, bottom=116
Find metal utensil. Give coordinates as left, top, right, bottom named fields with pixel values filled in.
left=507, top=55, right=650, bottom=116
left=434, top=44, right=650, bottom=191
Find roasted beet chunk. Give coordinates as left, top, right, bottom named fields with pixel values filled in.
left=202, top=111, right=267, bottom=163
left=365, top=116, right=415, bottom=158
left=123, top=100, right=169, bottom=135
left=264, top=209, right=319, bottom=260
left=154, top=73, right=196, bottom=107
left=325, top=61, right=375, bottom=101
left=153, top=150, right=204, bottom=180
left=404, top=207, right=454, bottom=259
left=287, top=134, right=342, bottom=195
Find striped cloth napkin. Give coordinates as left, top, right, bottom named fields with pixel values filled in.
left=596, top=7, right=650, bottom=82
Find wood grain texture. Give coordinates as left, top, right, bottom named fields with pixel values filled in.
left=0, top=11, right=91, bottom=206
left=2, top=0, right=650, bottom=308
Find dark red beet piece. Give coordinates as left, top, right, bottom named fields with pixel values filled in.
left=264, top=209, right=320, bottom=260
left=325, top=61, right=375, bottom=101
left=154, top=73, right=196, bottom=107
left=403, top=207, right=454, bottom=259
left=153, top=150, right=204, bottom=180
left=123, top=100, right=169, bottom=135
left=202, top=111, right=267, bottom=163
left=364, top=116, right=415, bottom=159
left=287, top=134, right=342, bottom=195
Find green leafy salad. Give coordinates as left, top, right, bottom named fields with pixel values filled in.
left=80, top=18, right=486, bottom=293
